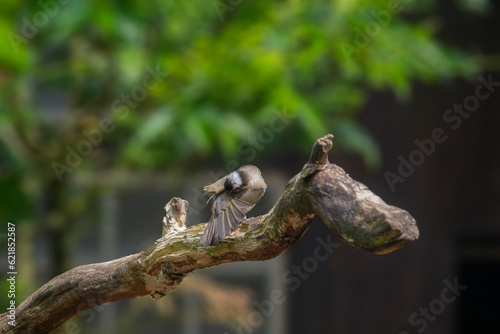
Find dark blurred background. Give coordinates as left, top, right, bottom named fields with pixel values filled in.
left=0, top=0, right=499, bottom=333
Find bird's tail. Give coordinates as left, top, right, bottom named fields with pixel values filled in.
left=200, top=210, right=239, bottom=248
left=200, top=216, right=218, bottom=248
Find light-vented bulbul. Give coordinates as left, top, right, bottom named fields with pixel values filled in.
left=200, top=165, right=267, bottom=248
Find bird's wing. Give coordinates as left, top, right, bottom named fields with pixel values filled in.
left=200, top=193, right=253, bottom=248
left=203, top=175, right=227, bottom=197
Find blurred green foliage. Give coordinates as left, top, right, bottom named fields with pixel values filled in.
left=1, top=0, right=478, bottom=175
left=0, top=0, right=480, bottom=264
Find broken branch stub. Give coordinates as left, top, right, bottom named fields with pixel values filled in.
left=300, top=134, right=418, bottom=254
left=306, top=163, right=418, bottom=254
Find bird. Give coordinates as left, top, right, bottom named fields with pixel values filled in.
left=200, top=165, right=267, bottom=248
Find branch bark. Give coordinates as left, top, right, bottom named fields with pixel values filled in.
left=0, top=134, right=419, bottom=333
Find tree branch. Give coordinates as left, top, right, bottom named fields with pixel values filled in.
left=0, top=134, right=419, bottom=333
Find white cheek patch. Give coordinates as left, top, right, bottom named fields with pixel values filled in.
left=227, top=171, right=243, bottom=189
